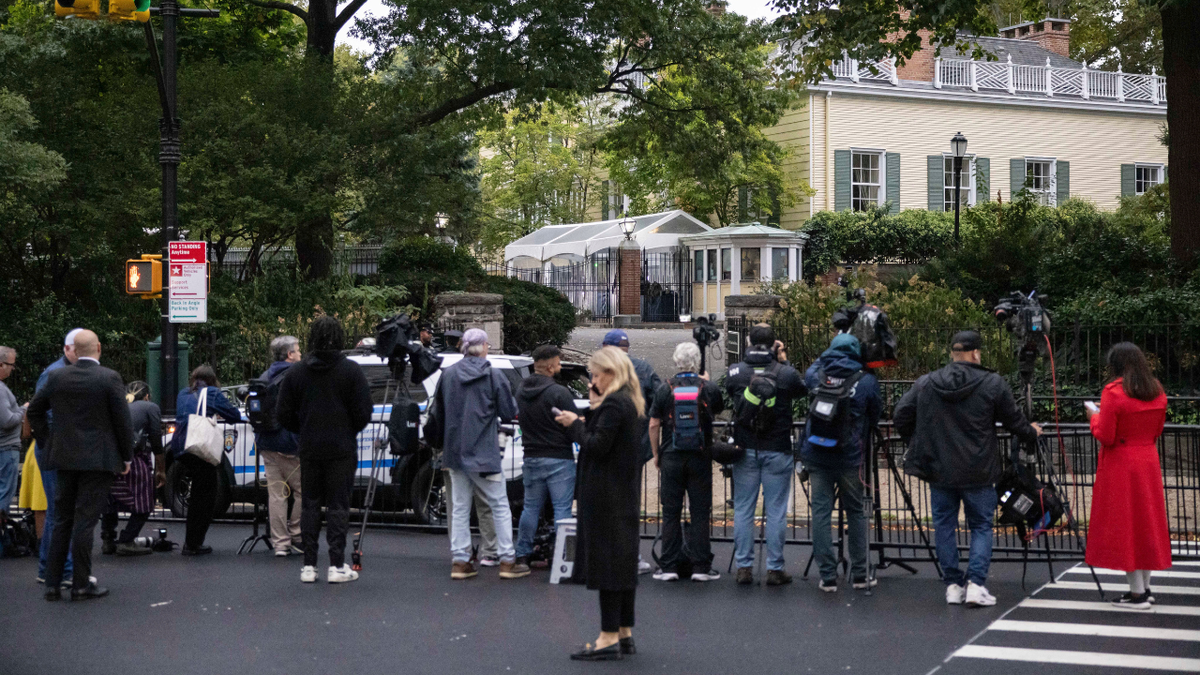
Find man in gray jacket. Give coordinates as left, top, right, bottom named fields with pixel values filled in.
left=440, top=329, right=526, bottom=580
left=0, top=346, right=26, bottom=541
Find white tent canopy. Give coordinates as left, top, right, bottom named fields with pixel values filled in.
left=504, top=210, right=712, bottom=263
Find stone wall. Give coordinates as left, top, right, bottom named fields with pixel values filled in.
left=433, top=292, right=504, bottom=353
left=723, top=294, right=782, bottom=323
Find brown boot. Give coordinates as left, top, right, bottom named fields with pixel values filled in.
left=766, top=570, right=793, bottom=586
left=451, top=560, right=478, bottom=580
left=499, top=559, right=531, bottom=579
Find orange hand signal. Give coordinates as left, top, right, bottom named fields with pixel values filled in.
left=129, top=264, right=141, bottom=289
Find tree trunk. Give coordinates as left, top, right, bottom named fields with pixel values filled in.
left=1162, top=0, right=1200, bottom=265
left=305, top=0, right=338, bottom=58
left=295, top=212, right=335, bottom=279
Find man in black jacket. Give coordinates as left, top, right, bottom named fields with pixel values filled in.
left=895, top=330, right=1042, bottom=607
left=513, top=344, right=578, bottom=567
left=277, top=317, right=373, bottom=585
left=27, top=330, right=133, bottom=601
left=724, top=324, right=806, bottom=586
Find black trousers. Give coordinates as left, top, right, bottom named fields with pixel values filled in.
left=177, top=453, right=218, bottom=549
left=658, top=452, right=713, bottom=572
left=100, top=505, right=151, bottom=544
left=300, top=456, right=356, bottom=568
left=45, top=470, right=113, bottom=589
left=598, top=589, right=636, bottom=632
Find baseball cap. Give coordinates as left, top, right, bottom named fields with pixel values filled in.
left=65, top=328, right=84, bottom=346
left=601, top=329, right=630, bottom=348
left=460, top=328, right=489, bottom=355
left=950, top=330, right=983, bottom=352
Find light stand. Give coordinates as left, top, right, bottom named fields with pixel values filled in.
left=237, top=442, right=270, bottom=554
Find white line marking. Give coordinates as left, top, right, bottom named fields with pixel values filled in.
left=1065, top=568, right=1200, bottom=580
left=1173, top=561, right=1200, bottom=567
left=1020, top=598, right=1200, bottom=616
left=991, top=619, right=1200, bottom=641
left=952, top=645, right=1200, bottom=671
left=1049, top=581, right=1200, bottom=596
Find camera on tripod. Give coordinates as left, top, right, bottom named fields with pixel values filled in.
left=830, top=288, right=898, bottom=370
left=374, top=313, right=441, bottom=385
left=993, top=291, right=1052, bottom=386
left=693, top=313, right=720, bottom=350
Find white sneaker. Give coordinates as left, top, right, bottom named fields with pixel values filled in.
left=638, top=559, right=653, bottom=575
left=965, top=582, right=996, bottom=607
left=479, top=554, right=500, bottom=567
left=652, top=569, right=679, bottom=581
left=275, top=549, right=289, bottom=558
left=300, top=566, right=317, bottom=583
left=328, top=565, right=359, bottom=584
left=691, top=568, right=721, bottom=582
left=945, top=583, right=966, bottom=605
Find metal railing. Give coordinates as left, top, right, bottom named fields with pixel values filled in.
left=830, top=53, right=898, bottom=85
left=486, top=256, right=617, bottom=320
left=934, top=56, right=1165, bottom=104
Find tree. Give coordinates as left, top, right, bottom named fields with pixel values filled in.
left=771, top=0, right=1200, bottom=264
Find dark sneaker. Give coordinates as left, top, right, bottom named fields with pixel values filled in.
left=852, top=576, right=878, bottom=590
left=766, top=570, right=793, bottom=586
left=180, top=545, right=213, bottom=557
left=101, top=540, right=117, bottom=555
left=691, top=568, right=721, bottom=582
left=1111, top=591, right=1152, bottom=610
left=451, top=561, right=478, bottom=580
left=819, top=578, right=838, bottom=593
left=70, top=582, right=109, bottom=601
left=479, top=554, right=501, bottom=567
left=499, top=560, right=531, bottom=579
left=735, top=567, right=754, bottom=585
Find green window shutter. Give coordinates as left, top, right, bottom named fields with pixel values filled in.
left=1056, top=160, right=1070, bottom=204
left=886, top=152, right=900, bottom=214
left=834, top=150, right=851, bottom=212
left=1010, top=158, right=1025, bottom=198
left=927, top=155, right=944, bottom=211
left=601, top=180, right=610, bottom=220
left=738, top=186, right=749, bottom=222
left=1163, top=165, right=1168, bottom=182
left=976, top=157, right=990, bottom=202
left=1120, top=164, right=1136, bottom=197
left=768, top=185, right=781, bottom=226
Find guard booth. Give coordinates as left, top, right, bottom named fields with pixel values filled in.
left=678, top=224, right=807, bottom=319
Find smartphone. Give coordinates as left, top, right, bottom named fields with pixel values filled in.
left=551, top=407, right=563, bottom=416
left=1084, top=401, right=1100, bottom=414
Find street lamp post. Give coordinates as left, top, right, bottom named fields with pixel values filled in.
left=435, top=213, right=452, bottom=249
left=618, top=213, right=636, bottom=241
left=951, top=131, right=968, bottom=243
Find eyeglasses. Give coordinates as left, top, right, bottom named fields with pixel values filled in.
left=0, top=362, right=15, bottom=368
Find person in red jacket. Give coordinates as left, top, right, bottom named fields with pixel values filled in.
left=1085, top=342, right=1171, bottom=610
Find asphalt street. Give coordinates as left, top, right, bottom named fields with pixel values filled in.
left=0, top=523, right=1101, bottom=675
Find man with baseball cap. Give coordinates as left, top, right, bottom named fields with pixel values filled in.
left=895, top=330, right=1042, bottom=607
left=32, top=329, right=85, bottom=585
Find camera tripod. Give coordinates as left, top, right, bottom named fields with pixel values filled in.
left=237, top=442, right=271, bottom=555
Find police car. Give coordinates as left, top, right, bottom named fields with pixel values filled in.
left=163, top=351, right=590, bottom=525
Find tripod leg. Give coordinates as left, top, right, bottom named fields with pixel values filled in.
left=883, top=444, right=939, bottom=577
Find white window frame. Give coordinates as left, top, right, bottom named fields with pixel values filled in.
left=850, top=147, right=886, bottom=211
left=942, top=154, right=976, bottom=211
left=1135, top=163, right=1164, bottom=195
left=1024, top=156, right=1057, bottom=206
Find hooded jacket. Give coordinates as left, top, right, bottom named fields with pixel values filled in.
left=254, top=360, right=299, bottom=456
left=895, top=360, right=1037, bottom=488
left=276, top=351, right=373, bottom=461
left=440, top=356, right=518, bottom=474
left=725, top=348, right=806, bottom=453
left=798, top=338, right=882, bottom=471
left=516, top=373, right=578, bottom=461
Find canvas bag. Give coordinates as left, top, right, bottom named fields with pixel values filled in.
left=184, top=387, right=223, bottom=466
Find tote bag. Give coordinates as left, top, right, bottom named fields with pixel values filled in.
left=184, top=388, right=223, bottom=466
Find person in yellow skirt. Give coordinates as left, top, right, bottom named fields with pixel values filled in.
left=19, top=440, right=47, bottom=540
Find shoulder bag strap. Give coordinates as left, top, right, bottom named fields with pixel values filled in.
left=197, top=387, right=208, bottom=417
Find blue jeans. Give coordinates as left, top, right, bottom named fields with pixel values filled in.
left=38, top=466, right=73, bottom=580
left=733, top=449, right=794, bottom=571
left=0, top=446, right=18, bottom=515
left=930, top=485, right=997, bottom=587
left=514, top=457, right=575, bottom=559
left=809, top=465, right=868, bottom=581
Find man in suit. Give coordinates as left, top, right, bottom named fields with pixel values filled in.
left=28, top=330, right=134, bottom=601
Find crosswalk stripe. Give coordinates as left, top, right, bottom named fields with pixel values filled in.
left=953, top=645, right=1200, bottom=671
left=1064, top=568, right=1200, bottom=580
left=990, top=619, right=1200, bottom=641
left=1047, top=581, right=1200, bottom=595
left=1020, top=598, right=1200, bottom=617
left=1174, top=561, right=1200, bottom=567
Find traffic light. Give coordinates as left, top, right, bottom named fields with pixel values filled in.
left=54, top=0, right=99, bottom=19
left=125, top=256, right=163, bottom=296
left=109, top=0, right=150, bottom=22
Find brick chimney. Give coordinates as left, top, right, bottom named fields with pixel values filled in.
left=705, top=1, right=726, bottom=17
left=1000, top=18, right=1071, bottom=59
left=894, top=27, right=936, bottom=81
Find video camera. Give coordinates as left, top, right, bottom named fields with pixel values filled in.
left=993, top=291, right=1051, bottom=385
left=693, top=313, right=721, bottom=376
left=374, top=313, right=441, bottom=385
left=830, top=288, right=898, bottom=370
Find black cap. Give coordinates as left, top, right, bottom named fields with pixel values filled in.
left=950, top=330, right=983, bottom=352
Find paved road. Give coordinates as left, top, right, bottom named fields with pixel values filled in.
left=566, top=327, right=727, bottom=380
left=0, top=523, right=1078, bottom=675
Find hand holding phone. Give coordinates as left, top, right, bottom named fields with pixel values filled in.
left=551, top=407, right=563, bottom=416
left=1084, top=401, right=1100, bottom=415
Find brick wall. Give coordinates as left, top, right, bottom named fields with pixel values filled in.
left=618, top=244, right=641, bottom=316
left=894, top=28, right=936, bottom=82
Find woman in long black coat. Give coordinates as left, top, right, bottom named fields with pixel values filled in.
left=555, top=346, right=644, bottom=661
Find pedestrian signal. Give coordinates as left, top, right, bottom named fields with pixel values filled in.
left=55, top=0, right=100, bottom=19
left=109, top=0, right=150, bottom=21
left=125, top=257, right=162, bottom=296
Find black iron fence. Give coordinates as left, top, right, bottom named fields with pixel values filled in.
left=641, top=251, right=692, bottom=322
left=485, top=256, right=617, bottom=320
left=217, top=245, right=383, bottom=280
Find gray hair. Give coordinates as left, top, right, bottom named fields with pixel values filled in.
left=0, top=346, right=13, bottom=363
left=673, top=342, right=701, bottom=374
left=466, top=342, right=487, bottom=357
left=270, top=335, right=299, bottom=362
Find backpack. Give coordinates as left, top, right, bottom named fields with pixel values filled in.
left=246, top=371, right=285, bottom=434
left=805, top=368, right=866, bottom=452
left=387, top=388, right=422, bottom=456
left=1, top=510, right=36, bottom=558
left=997, top=462, right=1065, bottom=537
left=668, top=374, right=709, bottom=452
left=735, top=362, right=782, bottom=438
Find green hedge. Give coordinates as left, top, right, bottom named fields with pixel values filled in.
left=800, top=206, right=954, bottom=281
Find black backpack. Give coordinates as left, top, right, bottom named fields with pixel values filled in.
left=387, top=387, right=421, bottom=456
left=1, top=511, right=36, bottom=558
left=667, top=374, right=709, bottom=453
left=247, top=370, right=285, bottom=434
left=805, top=368, right=866, bottom=452
left=735, top=362, right=782, bottom=438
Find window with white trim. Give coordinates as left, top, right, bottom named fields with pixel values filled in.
left=851, top=151, right=883, bottom=211
left=943, top=156, right=976, bottom=211
left=1136, top=164, right=1162, bottom=195
left=1025, top=158, right=1056, bottom=206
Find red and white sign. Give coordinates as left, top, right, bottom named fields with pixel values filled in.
left=169, top=263, right=207, bottom=299
left=169, top=241, right=206, bottom=264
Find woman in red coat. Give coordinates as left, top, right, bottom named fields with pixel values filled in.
left=1086, top=342, right=1171, bottom=609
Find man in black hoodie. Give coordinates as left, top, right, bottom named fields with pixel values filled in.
left=513, top=344, right=579, bottom=567
left=277, top=316, right=373, bottom=585
left=895, top=330, right=1042, bottom=607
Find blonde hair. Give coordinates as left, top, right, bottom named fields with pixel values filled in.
left=589, top=346, right=645, bottom=417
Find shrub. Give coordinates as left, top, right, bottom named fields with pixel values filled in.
left=378, top=237, right=486, bottom=313
left=800, top=207, right=953, bottom=281
left=478, top=276, right=577, bottom=354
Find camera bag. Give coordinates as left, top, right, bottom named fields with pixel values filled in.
left=735, top=362, right=782, bottom=438
left=668, top=374, right=709, bottom=453
left=246, top=371, right=284, bottom=434
left=806, top=368, right=866, bottom=452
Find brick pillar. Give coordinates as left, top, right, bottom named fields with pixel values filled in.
left=617, top=240, right=642, bottom=323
